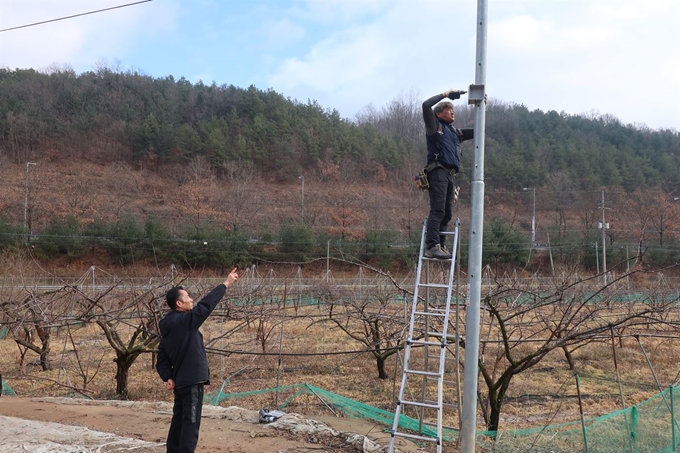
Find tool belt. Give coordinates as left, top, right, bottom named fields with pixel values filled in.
left=424, top=161, right=457, bottom=176
left=414, top=161, right=457, bottom=191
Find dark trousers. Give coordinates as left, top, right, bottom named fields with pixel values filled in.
left=426, top=168, right=454, bottom=249
left=167, top=383, right=204, bottom=453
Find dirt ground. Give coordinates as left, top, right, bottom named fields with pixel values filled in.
left=0, top=396, right=427, bottom=453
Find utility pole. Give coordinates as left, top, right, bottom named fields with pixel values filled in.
left=299, top=175, right=305, bottom=222
left=598, top=190, right=609, bottom=285
left=24, top=162, right=37, bottom=230
left=461, top=0, right=488, bottom=451
left=523, top=187, right=536, bottom=245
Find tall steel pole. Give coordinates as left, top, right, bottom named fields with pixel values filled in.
left=600, top=190, right=608, bottom=285
left=524, top=187, right=536, bottom=245
left=24, top=162, right=36, bottom=229
left=461, top=0, right=488, bottom=451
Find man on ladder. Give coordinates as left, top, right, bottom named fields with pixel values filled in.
left=388, top=88, right=483, bottom=453
left=422, top=89, right=474, bottom=259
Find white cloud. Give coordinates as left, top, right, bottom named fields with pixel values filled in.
left=268, top=1, right=478, bottom=115
left=486, top=0, right=680, bottom=128
left=297, top=0, right=393, bottom=23
left=259, top=18, right=306, bottom=49
left=265, top=0, right=678, bottom=129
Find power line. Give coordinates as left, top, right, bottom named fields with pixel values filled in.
left=0, top=0, right=153, bottom=33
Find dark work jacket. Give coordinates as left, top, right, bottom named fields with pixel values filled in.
left=156, top=284, right=226, bottom=389
left=423, top=93, right=474, bottom=173
left=426, top=119, right=474, bottom=173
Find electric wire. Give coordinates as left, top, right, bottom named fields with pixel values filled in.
left=0, top=1, right=153, bottom=33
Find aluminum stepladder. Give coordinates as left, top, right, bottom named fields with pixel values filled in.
left=388, top=218, right=462, bottom=453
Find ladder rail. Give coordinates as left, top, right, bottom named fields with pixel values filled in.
left=389, top=221, right=428, bottom=445
left=388, top=219, right=461, bottom=453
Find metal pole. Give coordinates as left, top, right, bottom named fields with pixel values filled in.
left=575, top=373, right=590, bottom=453
left=610, top=326, right=633, bottom=453
left=595, top=242, right=600, bottom=283
left=523, top=187, right=536, bottom=245
left=24, top=162, right=36, bottom=229
left=601, top=190, right=607, bottom=285
left=461, top=0, right=487, bottom=451
left=670, top=384, right=676, bottom=452
left=531, top=188, right=536, bottom=245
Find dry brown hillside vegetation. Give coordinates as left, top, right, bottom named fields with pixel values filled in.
left=1, top=157, right=679, bottom=274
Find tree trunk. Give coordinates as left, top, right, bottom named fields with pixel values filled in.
left=488, top=396, right=502, bottom=433
left=376, top=354, right=388, bottom=380
left=487, top=381, right=510, bottom=433
left=115, top=352, right=140, bottom=400
left=562, top=345, right=575, bottom=371
left=39, top=348, right=51, bottom=372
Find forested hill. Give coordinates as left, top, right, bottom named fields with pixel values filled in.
left=1, top=67, right=678, bottom=194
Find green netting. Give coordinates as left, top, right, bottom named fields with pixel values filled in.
left=0, top=325, right=8, bottom=339
left=1, top=378, right=16, bottom=396
left=478, top=386, right=680, bottom=453
left=207, top=382, right=439, bottom=438
left=209, top=383, right=679, bottom=452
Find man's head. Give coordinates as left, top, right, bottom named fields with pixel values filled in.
left=166, top=286, right=194, bottom=311
left=434, top=101, right=455, bottom=124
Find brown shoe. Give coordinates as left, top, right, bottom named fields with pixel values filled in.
left=424, top=244, right=452, bottom=259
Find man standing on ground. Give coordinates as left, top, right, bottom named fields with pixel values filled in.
left=156, top=268, right=239, bottom=452
left=422, top=89, right=474, bottom=259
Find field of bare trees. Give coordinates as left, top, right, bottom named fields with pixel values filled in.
left=2, top=252, right=678, bottom=447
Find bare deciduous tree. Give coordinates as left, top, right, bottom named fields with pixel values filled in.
left=320, top=275, right=406, bottom=379
left=468, top=270, right=678, bottom=432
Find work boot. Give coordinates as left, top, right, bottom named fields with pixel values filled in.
left=440, top=244, right=451, bottom=255
left=424, top=244, right=452, bottom=259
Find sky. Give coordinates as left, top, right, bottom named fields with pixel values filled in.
left=1, top=0, right=679, bottom=130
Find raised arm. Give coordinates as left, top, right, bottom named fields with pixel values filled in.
left=422, top=89, right=467, bottom=134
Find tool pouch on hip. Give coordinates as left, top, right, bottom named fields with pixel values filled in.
left=413, top=171, right=429, bottom=190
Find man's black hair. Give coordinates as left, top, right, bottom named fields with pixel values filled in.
left=166, top=286, right=184, bottom=310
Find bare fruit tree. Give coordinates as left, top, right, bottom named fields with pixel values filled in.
left=468, top=269, right=679, bottom=432
left=320, top=274, right=407, bottom=379
left=0, top=285, right=75, bottom=372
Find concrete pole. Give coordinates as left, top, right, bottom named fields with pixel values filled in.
left=460, top=0, right=488, bottom=451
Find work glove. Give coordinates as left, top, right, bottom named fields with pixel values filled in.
left=442, top=89, right=467, bottom=100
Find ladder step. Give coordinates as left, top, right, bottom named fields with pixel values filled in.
left=404, top=368, right=442, bottom=377
left=423, top=256, right=451, bottom=261
left=427, top=308, right=447, bottom=312
left=399, top=399, right=440, bottom=410
left=392, top=431, right=441, bottom=443
left=409, top=339, right=446, bottom=347
left=418, top=283, right=450, bottom=288
left=413, top=311, right=446, bottom=317
left=426, top=331, right=458, bottom=340
left=440, top=230, right=456, bottom=236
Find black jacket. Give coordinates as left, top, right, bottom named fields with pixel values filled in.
left=156, top=284, right=226, bottom=388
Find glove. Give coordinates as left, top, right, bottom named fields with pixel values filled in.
left=442, top=89, right=467, bottom=100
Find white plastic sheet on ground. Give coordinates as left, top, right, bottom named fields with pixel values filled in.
left=0, top=415, right=163, bottom=453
